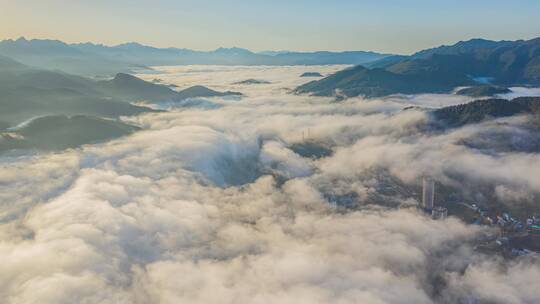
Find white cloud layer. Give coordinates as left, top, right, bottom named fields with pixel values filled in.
left=0, top=65, right=539, bottom=303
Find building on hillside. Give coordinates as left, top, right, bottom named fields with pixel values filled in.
left=432, top=206, right=448, bottom=220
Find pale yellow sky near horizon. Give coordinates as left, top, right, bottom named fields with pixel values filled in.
left=1, top=0, right=539, bottom=54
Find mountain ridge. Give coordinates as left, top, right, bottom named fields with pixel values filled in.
left=430, top=97, right=540, bottom=128
left=0, top=115, right=139, bottom=153
left=0, top=37, right=391, bottom=76
left=0, top=59, right=237, bottom=127
left=296, top=37, right=540, bottom=99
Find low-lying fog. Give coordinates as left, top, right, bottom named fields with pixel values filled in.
left=1, top=65, right=539, bottom=303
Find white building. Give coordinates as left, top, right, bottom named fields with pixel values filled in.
left=432, top=206, right=448, bottom=220
left=422, top=177, right=435, bottom=210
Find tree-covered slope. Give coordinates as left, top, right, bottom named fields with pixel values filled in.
left=0, top=115, right=139, bottom=152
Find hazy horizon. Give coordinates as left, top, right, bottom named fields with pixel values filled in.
left=1, top=0, right=539, bottom=54
left=2, top=34, right=540, bottom=56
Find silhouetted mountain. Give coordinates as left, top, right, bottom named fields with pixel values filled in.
left=430, top=97, right=540, bottom=128
left=98, top=73, right=241, bottom=102
left=0, top=63, right=154, bottom=127
left=297, top=37, right=540, bottom=98
left=300, top=72, right=323, bottom=77
left=176, top=85, right=242, bottom=99
left=72, top=42, right=193, bottom=67
left=0, top=38, right=391, bottom=76
left=0, top=56, right=239, bottom=128
left=0, top=115, right=138, bottom=153
left=233, top=79, right=271, bottom=85
left=456, top=85, right=511, bottom=97
left=0, top=38, right=143, bottom=76
left=0, top=57, right=244, bottom=152
left=84, top=43, right=391, bottom=66
left=0, top=86, right=153, bottom=127
left=295, top=65, right=472, bottom=98
left=97, top=73, right=179, bottom=101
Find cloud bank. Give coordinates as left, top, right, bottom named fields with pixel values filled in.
left=0, top=65, right=539, bottom=303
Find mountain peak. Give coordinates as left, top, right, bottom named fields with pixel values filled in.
left=454, top=38, right=505, bottom=47
left=412, top=38, right=514, bottom=58
left=213, top=47, right=253, bottom=55
left=460, top=38, right=494, bottom=43
left=113, top=73, right=140, bottom=82
left=116, top=42, right=146, bottom=48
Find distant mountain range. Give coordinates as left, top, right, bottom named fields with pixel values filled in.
left=0, top=38, right=391, bottom=76
left=296, top=37, right=540, bottom=98
left=0, top=38, right=143, bottom=77
left=73, top=43, right=390, bottom=67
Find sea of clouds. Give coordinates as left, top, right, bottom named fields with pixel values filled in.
left=0, top=65, right=539, bottom=303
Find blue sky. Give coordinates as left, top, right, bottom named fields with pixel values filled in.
left=1, top=0, right=539, bottom=54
